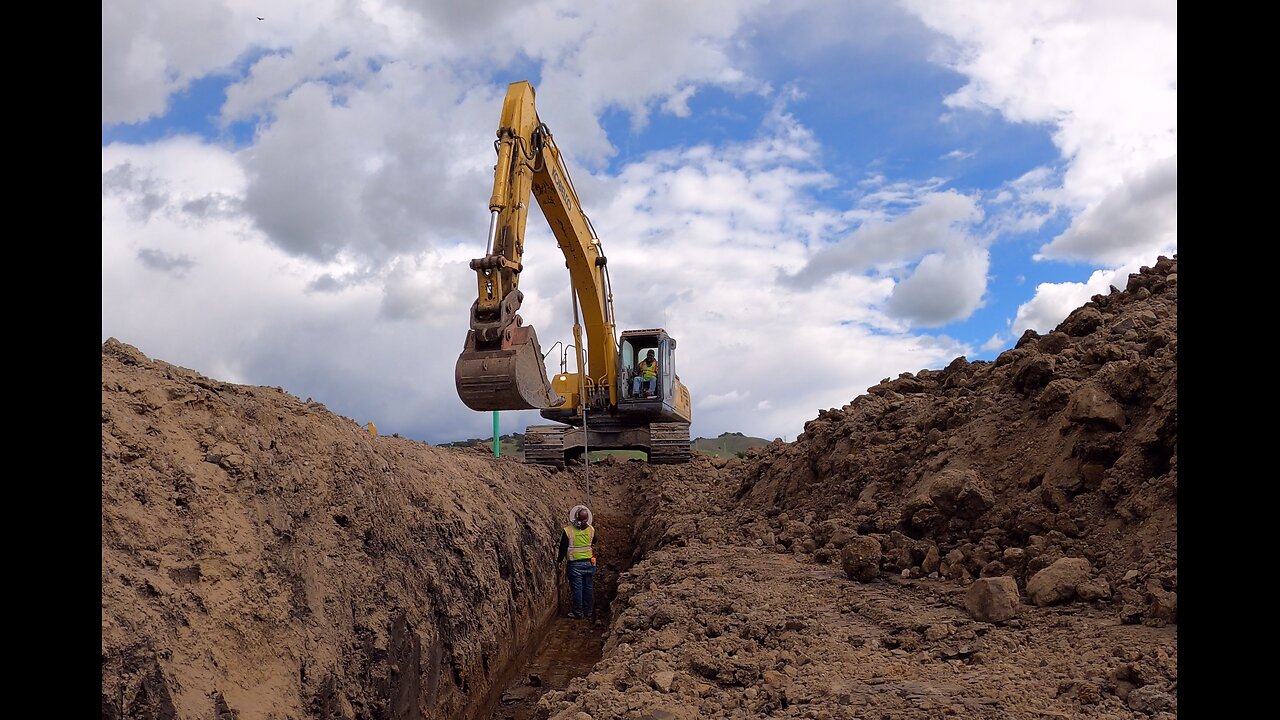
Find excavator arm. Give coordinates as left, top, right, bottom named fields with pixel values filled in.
left=456, top=81, right=618, bottom=412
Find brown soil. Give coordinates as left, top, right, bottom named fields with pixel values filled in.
left=102, top=257, right=1177, bottom=719
left=488, top=616, right=604, bottom=720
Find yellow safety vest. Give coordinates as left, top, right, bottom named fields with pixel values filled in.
left=564, top=526, right=595, bottom=561
left=638, top=360, right=658, bottom=379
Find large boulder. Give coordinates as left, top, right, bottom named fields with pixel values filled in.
left=1061, top=306, right=1104, bottom=337
left=1037, top=332, right=1071, bottom=355
left=1026, top=557, right=1092, bottom=606
left=964, top=577, right=1021, bottom=623
left=1127, top=685, right=1174, bottom=714
left=927, top=468, right=995, bottom=520
left=1066, top=383, right=1127, bottom=430
left=1012, top=354, right=1056, bottom=393
left=1144, top=580, right=1178, bottom=627
left=840, top=535, right=882, bottom=582
left=1037, top=378, right=1079, bottom=415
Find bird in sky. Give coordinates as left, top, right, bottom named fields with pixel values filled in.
left=257, top=17, right=264, bottom=21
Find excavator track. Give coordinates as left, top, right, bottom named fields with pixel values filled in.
left=647, top=422, right=691, bottom=464
left=524, top=425, right=567, bottom=469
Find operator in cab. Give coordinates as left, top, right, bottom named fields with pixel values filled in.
left=632, top=349, right=658, bottom=398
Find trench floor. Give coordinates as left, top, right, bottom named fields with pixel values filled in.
left=488, top=613, right=605, bottom=719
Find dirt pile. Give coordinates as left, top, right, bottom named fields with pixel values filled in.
left=102, top=256, right=1177, bottom=719
left=534, top=460, right=1177, bottom=720
left=533, top=257, right=1177, bottom=719
left=101, top=339, right=585, bottom=719
left=732, top=255, right=1178, bottom=622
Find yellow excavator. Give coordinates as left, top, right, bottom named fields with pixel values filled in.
left=455, top=80, right=693, bottom=466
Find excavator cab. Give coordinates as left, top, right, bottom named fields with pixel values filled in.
left=619, top=330, right=676, bottom=403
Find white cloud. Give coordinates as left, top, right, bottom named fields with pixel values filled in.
left=136, top=248, right=197, bottom=276
left=379, top=253, right=475, bottom=323
left=785, top=190, right=982, bottom=286
left=906, top=1, right=1176, bottom=202
left=102, top=138, right=488, bottom=442
left=237, top=73, right=502, bottom=264
left=103, top=108, right=974, bottom=443
left=1011, top=257, right=1148, bottom=335
left=108, top=0, right=783, bottom=270
left=662, top=86, right=698, bottom=118
left=701, top=389, right=751, bottom=411
left=1037, top=155, right=1177, bottom=264
left=784, top=189, right=990, bottom=326
left=102, top=0, right=241, bottom=124
left=530, top=1, right=765, bottom=164
left=903, top=0, right=1177, bottom=269
left=103, top=0, right=1174, bottom=446
left=885, top=246, right=990, bottom=327
left=980, top=333, right=1007, bottom=353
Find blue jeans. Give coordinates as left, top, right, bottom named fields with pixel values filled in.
left=632, top=376, right=656, bottom=397
left=566, top=560, right=595, bottom=617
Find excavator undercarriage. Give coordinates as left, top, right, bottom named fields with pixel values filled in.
left=523, top=422, right=691, bottom=469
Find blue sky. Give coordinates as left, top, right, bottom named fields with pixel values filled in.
left=102, top=0, right=1177, bottom=444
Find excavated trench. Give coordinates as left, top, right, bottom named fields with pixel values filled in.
left=101, top=338, right=699, bottom=720
left=104, top=258, right=1181, bottom=720
left=475, top=475, right=643, bottom=720
left=101, top=356, right=668, bottom=720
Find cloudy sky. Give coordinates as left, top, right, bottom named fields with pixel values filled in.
left=102, top=0, right=1177, bottom=444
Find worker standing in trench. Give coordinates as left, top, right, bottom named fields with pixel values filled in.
left=559, top=505, right=597, bottom=620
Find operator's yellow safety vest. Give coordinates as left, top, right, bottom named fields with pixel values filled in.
left=564, top=525, right=595, bottom=561
left=638, top=360, right=658, bottom=379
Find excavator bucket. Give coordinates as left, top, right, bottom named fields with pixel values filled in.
left=456, top=324, right=563, bottom=411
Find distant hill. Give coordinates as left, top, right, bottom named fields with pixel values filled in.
left=693, top=432, right=773, bottom=458
left=440, top=433, right=525, bottom=459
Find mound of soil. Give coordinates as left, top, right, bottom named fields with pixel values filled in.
left=102, top=255, right=1177, bottom=720
left=101, top=338, right=583, bottom=719
left=733, top=255, right=1178, bottom=620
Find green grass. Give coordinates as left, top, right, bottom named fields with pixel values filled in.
left=440, top=433, right=525, bottom=459
left=692, top=432, right=773, bottom=458
left=587, top=450, right=647, bottom=461
left=442, top=430, right=776, bottom=461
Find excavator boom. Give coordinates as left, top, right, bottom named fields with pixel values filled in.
left=456, top=82, right=585, bottom=411
left=455, top=81, right=692, bottom=464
